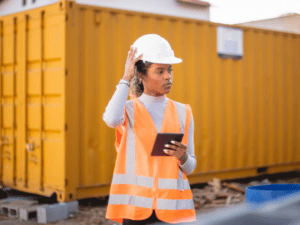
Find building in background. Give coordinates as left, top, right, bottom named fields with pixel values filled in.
left=237, top=13, right=300, bottom=34
left=0, top=0, right=210, bottom=21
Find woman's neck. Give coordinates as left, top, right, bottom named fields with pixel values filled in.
left=138, top=93, right=167, bottom=103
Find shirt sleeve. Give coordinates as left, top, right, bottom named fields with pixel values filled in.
left=178, top=114, right=196, bottom=176
left=102, top=79, right=129, bottom=128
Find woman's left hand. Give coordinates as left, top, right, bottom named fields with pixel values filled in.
left=163, top=140, right=188, bottom=164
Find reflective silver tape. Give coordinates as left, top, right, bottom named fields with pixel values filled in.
left=135, top=175, right=154, bottom=188
left=174, top=101, right=188, bottom=191
left=112, top=174, right=128, bottom=184
left=158, top=178, right=191, bottom=190
left=111, top=174, right=154, bottom=188
left=108, top=194, right=153, bottom=208
left=178, top=169, right=184, bottom=191
left=157, top=199, right=195, bottom=210
left=126, top=103, right=136, bottom=184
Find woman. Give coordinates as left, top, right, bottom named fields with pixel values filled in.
left=103, top=34, right=197, bottom=225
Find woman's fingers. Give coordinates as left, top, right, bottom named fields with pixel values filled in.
left=128, top=47, right=134, bottom=58
left=170, top=140, right=187, bottom=149
left=163, top=149, right=174, bottom=156
left=134, top=54, right=143, bottom=63
left=128, top=47, right=138, bottom=61
left=164, top=144, right=177, bottom=151
left=163, top=140, right=187, bottom=160
left=123, top=47, right=140, bottom=81
left=132, top=47, right=138, bottom=60
left=126, top=48, right=135, bottom=66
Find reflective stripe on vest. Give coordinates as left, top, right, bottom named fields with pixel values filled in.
left=157, top=199, right=195, bottom=210
left=112, top=174, right=154, bottom=188
left=108, top=194, right=194, bottom=210
left=111, top=174, right=191, bottom=190
left=158, top=178, right=190, bottom=190
left=109, top=194, right=153, bottom=208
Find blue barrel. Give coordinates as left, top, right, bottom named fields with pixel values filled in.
left=246, top=184, right=300, bottom=205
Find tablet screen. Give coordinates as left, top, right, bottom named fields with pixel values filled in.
left=151, top=133, right=184, bottom=156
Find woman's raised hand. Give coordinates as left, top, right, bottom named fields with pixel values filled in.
left=122, top=47, right=143, bottom=82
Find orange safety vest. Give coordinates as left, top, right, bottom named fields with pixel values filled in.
left=106, top=98, right=196, bottom=224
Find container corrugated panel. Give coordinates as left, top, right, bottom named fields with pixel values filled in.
left=0, top=0, right=300, bottom=202
left=0, top=2, right=67, bottom=200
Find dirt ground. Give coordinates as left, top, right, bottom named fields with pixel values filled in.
left=0, top=173, right=299, bottom=225
left=0, top=199, right=231, bottom=225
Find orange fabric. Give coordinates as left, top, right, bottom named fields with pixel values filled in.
left=157, top=100, right=181, bottom=180
left=107, top=204, right=153, bottom=223
left=114, top=126, right=123, bottom=152
left=156, top=209, right=196, bottom=224
left=114, top=107, right=126, bottom=153
left=106, top=99, right=196, bottom=224
left=156, top=188, right=194, bottom=200
left=113, top=116, right=127, bottom=174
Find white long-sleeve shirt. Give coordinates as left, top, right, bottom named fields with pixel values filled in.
left=103, top=79, right=196, bottom=175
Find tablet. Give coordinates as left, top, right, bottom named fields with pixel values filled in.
left=151, top=133, right=184, bottom=156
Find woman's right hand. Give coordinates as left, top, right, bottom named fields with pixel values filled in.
left=122, top=46, right=143, bottom=82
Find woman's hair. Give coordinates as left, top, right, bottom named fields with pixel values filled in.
left=129, top=60, right=153, bottom=99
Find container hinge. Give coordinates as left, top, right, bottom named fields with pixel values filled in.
left=65, top=13, right=68, bottom=21
left=65, top=69, right=68, bottom=76
left=65, top=179, right=68, bottom=186
left=94, top=12, right=101, bottom=25
left=14, top=18, right=17, bottom=33
left=65, top=124, right=68, bottom=131
left=25, top=15, right=30, bottom=31
left=0, top=21, right=3, bottom=36
left=59, top=0, right=66, bottom=10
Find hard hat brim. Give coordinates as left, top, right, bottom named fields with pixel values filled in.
left=140, top=56, right=182, bottom=64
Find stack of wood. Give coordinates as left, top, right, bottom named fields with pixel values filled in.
left=192, top=178, right=248, bottom=209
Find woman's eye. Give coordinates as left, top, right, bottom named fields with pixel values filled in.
left=158, top=71, right=164, bottom=74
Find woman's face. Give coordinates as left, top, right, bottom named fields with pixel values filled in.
left=140, top=63, right=173, bottom=97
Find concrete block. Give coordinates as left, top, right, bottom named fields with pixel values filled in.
left=0, top=199, right=9, bottom=214
left=1, top=205, right=9, bottom=217
left=37, top=203, right=68, bottom=224
left=0, top=199, right=8, bottom=205
left=0, top=198, right=21, bottom=208
left=0, top=199, right=13, bottom=217
left=6, top=204, right=19, bottom=219
left=1, top=200, right=39, bottom=219
left=19, top=204, right=48, bottom=221
left=8, top=200, right=39, bottom=206
left=60, top=201, right=79, bottom=214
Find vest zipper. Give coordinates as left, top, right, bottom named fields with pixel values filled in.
left=152, top=157, right=159, bottom=209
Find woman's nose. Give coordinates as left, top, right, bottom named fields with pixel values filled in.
left=165, top=71, right=172, bottom=79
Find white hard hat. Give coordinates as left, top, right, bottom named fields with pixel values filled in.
left=132, top=34, right=182, bottom=64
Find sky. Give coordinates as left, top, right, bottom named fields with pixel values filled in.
left=206, top=0, right=300, bottom=24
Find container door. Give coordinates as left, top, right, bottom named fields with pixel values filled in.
left=0, top=20, right=17, bottom=187
left=16, top=11, right=65, bottom=194
left=9, top=15, right=45, bottom=192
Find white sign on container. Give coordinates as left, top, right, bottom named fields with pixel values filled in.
left=217, top=26, right=243, bottom=59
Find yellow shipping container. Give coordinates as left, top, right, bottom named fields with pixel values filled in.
left=0, top=0, right=300, bottom=202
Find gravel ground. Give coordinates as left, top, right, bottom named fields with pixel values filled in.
left=0, top=201, right=230, bottom=225
left=0, top=173, right=299, bottom=225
